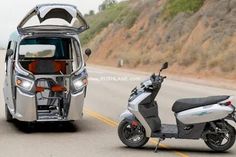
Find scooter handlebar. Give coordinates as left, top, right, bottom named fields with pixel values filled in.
left=149, top=74, right=166, bottom=87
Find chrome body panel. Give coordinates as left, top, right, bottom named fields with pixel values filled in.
left=67, top=89, right=85, bottom=120
left=14, top=88, right=37, bottom=121
left=3, top=55, right=15, bottom=111
left=8, top=86, right=86, bottom=122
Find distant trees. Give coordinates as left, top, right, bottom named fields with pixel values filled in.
left=99, top=0, right=117, bottom=11
left=89, top=10, right=95, bottom=16
left=84, top=10, right=95, bottom=17
left=84, top=0, right=117, bottom=17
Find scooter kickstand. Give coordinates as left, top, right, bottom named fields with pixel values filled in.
left=154, top=138, right=164, bottom=153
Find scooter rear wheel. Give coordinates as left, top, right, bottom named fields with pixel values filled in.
left=118, top=120, right=149, bottom=148
left=205, top=123, right=235, bottom=152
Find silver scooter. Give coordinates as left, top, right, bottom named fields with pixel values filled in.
left=118, top=62, right=236, bottom=152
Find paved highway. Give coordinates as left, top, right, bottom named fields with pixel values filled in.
left=0, top=50, right=235, bottom=157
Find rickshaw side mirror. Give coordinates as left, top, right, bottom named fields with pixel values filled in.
left=85, top=48, right=92, bottom=57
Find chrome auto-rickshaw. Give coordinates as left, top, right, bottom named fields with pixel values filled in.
left=3, top=4, right=91, bottom=123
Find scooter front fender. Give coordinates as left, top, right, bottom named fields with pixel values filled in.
left=120, top=110, right=136, bottom=122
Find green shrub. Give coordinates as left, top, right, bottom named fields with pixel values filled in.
left=162, top=0, right=204, bottom=20
left=99, top=0, right=117, bottom=11
left=135, top=29, right=145, bottom=41
left=178, top=50, right=198, bottom=66
left=220, top=53, right=236, bottom=72
left=80, top=1, right=141, bottom=45
left=123, top=11, right=140, bottom=29
left=80, top=2, right=129, bottom=45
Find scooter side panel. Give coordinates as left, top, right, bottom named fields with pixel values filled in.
left=128, top=92, right=152, bottom=137
left=139, top=101, right=162, bottom=132
left=176, top=104, right=234, bottom=124
left=177, top=120, right=206, bottom=139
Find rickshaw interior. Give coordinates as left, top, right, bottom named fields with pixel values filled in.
left=18, top=37, right=82, bottom=120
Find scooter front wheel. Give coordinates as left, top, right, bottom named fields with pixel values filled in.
left=118, top=120, right=149, bottom=148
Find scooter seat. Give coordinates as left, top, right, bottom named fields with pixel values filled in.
left=172, top=96, right=229, bottom=113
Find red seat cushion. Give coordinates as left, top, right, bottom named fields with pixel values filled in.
left=28, top=61, right=38, bottom=74
left=54, top=61, right=66, bottom=74
left=28, top=60, right=66, bottom=74
left=35, top=86, right=45, bottom=93
left=51, top=85, right=67, bottom=92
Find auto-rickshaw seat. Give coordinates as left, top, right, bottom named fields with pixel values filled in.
left=51, top=85, right=67, bottom=92
left=35, top=85, right=66, bottom=93
left=28, top=60, right=66, bottom=74
left=36, top=86, right=45, bottom=93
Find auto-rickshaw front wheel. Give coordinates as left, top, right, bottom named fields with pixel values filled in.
left=5, top=104, right=13, bottom=122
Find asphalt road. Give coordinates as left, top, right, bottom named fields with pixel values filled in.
left=0, top=50, right=235, bottom=157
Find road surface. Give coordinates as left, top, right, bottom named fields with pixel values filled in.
left=0, top=50, right=235, bottom=157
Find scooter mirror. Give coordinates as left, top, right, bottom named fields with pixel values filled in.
left=160, top=62, right=168, bottom=71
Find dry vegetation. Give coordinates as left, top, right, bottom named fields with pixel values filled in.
left=81, top=0, right=236, bottom=80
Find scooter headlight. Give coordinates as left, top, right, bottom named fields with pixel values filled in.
left=15, top=76, right=34, bottom=91
left=73, top=78, right=88, bottom=91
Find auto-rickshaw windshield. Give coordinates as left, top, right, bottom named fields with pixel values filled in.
left=19, top=38, right=75, bottom=59
left=18, top=37, right=82, bottom=74
left=20, top=45, right=56, bottom=58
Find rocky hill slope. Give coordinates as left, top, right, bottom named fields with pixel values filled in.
left=81, top=0, right=236, bottom=80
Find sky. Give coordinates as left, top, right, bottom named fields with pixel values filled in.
left=0, top=0, right=110, bottom=48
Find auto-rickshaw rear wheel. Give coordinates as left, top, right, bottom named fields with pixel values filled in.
left=5, top=104, right=13, bottom=122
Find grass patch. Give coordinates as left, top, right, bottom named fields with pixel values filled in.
left=80, top=1, right=140, bottom=45
left=80, top=3, right=128, bottom=45
left=178, top=49, right=198, bottom=66
left=122, top=11, right=140, bottom=29
left=162, top=0, right=204, bottom=20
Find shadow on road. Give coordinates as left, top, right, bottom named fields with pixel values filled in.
left=11, top=120, right=78, bottom=133
left=0, top=116, right=102, bottom=134
left=117, top=146, right=234, bottom=156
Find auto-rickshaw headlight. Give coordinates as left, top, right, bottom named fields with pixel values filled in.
left=15, top=76, right=34, bottom=91
left=73, top=78, right=88, bottom=91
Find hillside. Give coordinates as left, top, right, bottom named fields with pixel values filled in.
left=81, top=0, right=236, bottom=80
